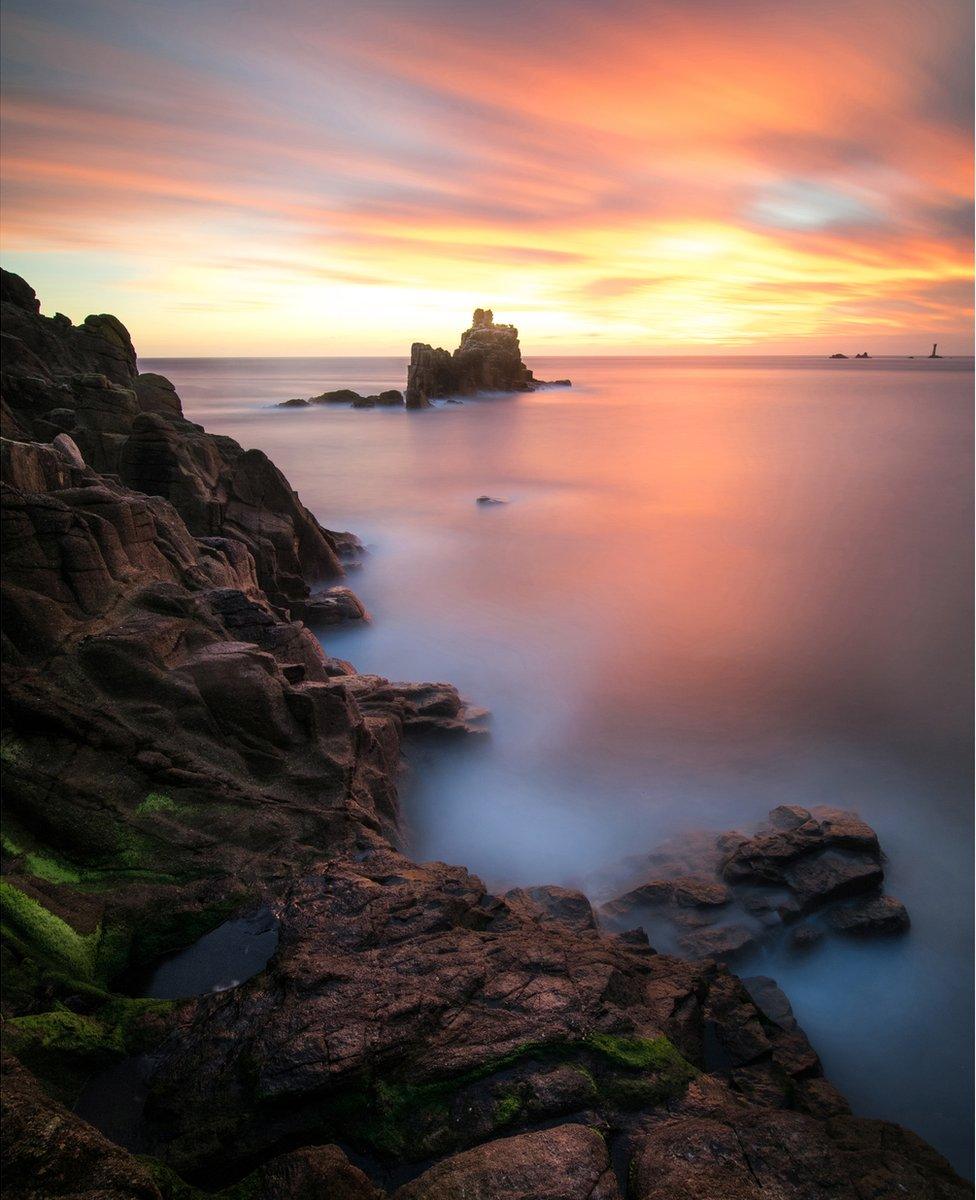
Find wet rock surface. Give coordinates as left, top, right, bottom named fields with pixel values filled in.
left=600, top=806, right=905, bottom=961
left=0, top=273, right=968, bottom=1200
left=405, top=308, right=571, bottom=406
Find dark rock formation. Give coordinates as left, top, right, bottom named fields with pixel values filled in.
left=476, top=495, right=506, bottom=505
left=0, top=273, right=967, bottom=1200
left=404, top=308, right=570, bottom=407
left=930, top=343, right=942, bottom=359
left=600, top=806, right=904, bottom=960
left=1, top=269, right=352, bottom=615
left=854, top=352, right=870, bottom=359
left=309, top=388, right=362, bottom=404
left=283, top=389, right=404, bottom=410
left=828, top=353, right=848, bottom=359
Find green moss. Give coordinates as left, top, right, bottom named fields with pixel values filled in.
left=5, top=995, right=174, bottom=1102
left=23, top=852, right=84, bottom=886
left=492, top=1090, right=523, bottom=1127
left=136, top=793, right=178, bottom=816
left=340, top=1034, right=696, bottom=1159
left=0, top=881, right=99, bottom=980
left=0, top=732, right=26, bottom=767
left=585, top=1032, right=691, bottom=1072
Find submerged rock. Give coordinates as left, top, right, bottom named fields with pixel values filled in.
left=827, top=894, right=910, bottom=936
left=405, top=307, right=571, bottom=406
left=600, top=805, right=904, bottom=960
left=678, top=923, right=757, bottom=962
left=476, top=495, right=507, bottom=505
left=308, top=388, right=362, bottom=404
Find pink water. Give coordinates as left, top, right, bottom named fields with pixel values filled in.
left=147, top=353, right=974, bottom=1172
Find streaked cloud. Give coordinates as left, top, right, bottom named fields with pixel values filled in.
left=0, top=0, right=971, bottom=354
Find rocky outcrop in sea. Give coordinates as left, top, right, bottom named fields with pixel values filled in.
left=0, top=271, right=969, bottom=1200
left=405, top=307, right=571, bottom=407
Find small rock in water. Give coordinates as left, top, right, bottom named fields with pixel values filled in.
left=826, top=894, right=910, bottom=937
left=277, top=397, right=309, bottom=408
left=678, top=923, right=757, bottom=961
left=308, top=388, right=362, bottom=404
left=476, top=495, right=506, bottom=505
left=790, top=924, right=824, bottom=951
left=301, top=586, right=369, bottom=625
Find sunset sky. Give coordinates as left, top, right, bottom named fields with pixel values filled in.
left=1, top=0, right=973, bottom=356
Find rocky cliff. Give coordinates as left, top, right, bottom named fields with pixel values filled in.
left=0, top=270, right=355, bottom=615
left=404, top=307, right=569, bottom=407
left=0, top=274, right=969, bottom=1200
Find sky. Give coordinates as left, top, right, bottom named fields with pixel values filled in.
left=1, top=0, right=973, bottom=356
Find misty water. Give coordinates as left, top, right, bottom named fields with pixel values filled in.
left=146, top=353, right=974, bottom=1172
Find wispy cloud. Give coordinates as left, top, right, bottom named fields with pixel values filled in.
left=1, top=0, right=971, bottom=353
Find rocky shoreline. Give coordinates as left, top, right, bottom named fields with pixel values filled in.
left=0, top=269, right=970, bottom=1199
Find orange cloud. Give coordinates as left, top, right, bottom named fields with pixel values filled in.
left=0, top=0, right=971, bottom=354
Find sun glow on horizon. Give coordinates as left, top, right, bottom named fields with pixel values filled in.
left=1, top=0, right=972, bottom=355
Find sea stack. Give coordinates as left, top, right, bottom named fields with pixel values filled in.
left=405, top=308, right=570, bottom=407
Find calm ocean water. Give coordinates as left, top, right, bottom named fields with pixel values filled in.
left=144, top=353, right=974, bottom=1171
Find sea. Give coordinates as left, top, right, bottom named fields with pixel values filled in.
left=143, top=353, right=975, bottom=1172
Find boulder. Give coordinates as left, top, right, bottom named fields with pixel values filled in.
left=52, top=432, right=86, bottom=469
left=300, top=585, right=369, bottom=625
left=246, top=1145, right=382, bottom=1200
left=826, top=895, right=910, bottom=936
left=393, top=1126, right=621, bottom=1200
left=503, top=885, right=598, bottom=933
left=601, top=806, right=900, bottom=956
left=678, top=924, right=757, bottom=962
